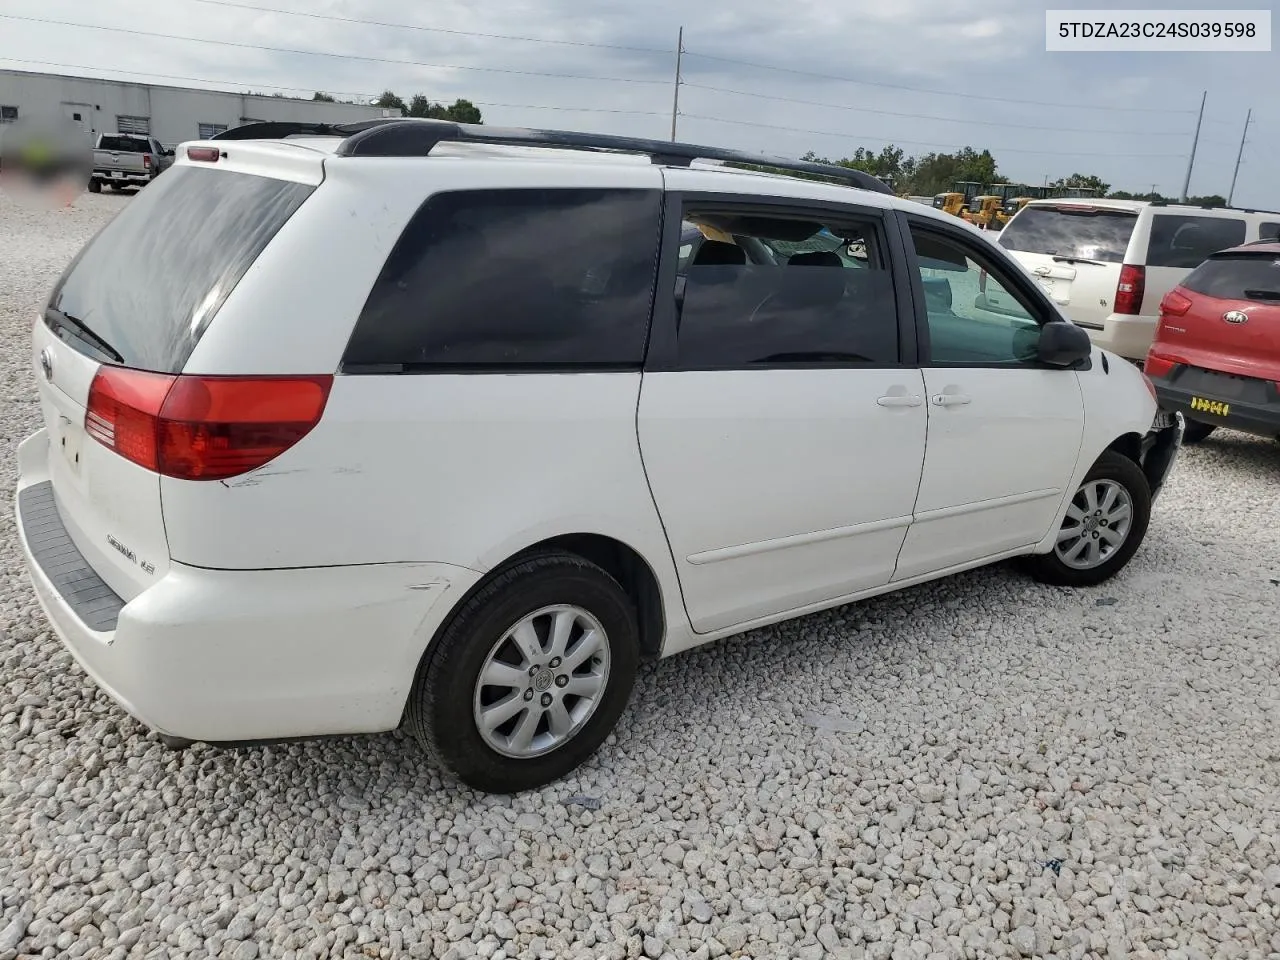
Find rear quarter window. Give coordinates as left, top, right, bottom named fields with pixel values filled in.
left=997, top=206, right=1137, bottom=263
left=1183, top=255, right=1280, bottom=302
left=1146, top=214, right=1246, bottom=269
left=47, top=166, right=315, bottom=373
left=1261, top=222, right=1280, bottom=241
left=343, top=188, right=663, bottom=370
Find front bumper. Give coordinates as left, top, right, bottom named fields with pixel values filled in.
left=1141, top=410, right=1184, bottom=503
left=15, top=430, right=479, bottom=743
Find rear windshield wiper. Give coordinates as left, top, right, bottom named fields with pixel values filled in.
left=45, top=307, right=124, bottom=363
left=1052, top=255, right=1106, bottom=266
left=1243, top=288, right=1280, bottom=301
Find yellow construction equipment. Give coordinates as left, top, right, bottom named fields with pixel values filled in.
left=932, top=192, right=967, bottom=217
left=965, top=195, right=1005, bottom=230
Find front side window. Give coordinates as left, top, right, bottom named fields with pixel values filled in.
left=910, top=226, right=1043, bottom=365
left=344, top=188, right=663, bottom=369
left=1146, top=214, right=1246, bottom=269
left=673, top=207, right=899, bottom=368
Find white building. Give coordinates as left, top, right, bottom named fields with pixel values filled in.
left=0, top=68, right=400, bottom=147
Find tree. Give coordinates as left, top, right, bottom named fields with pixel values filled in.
left=312, top=92, right=335, bottom=102
left=376, top=90, right=406, bottom=112
left=1052, top=173, right=1111, bottom=194
left=445, top=99, right=483, bottom=124
left=407, top=94, right=433, bottom=118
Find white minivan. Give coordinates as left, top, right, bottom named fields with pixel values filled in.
left=986, top=199, right=1280, bottom=363
left=15, top=119, right=1183, bottom=793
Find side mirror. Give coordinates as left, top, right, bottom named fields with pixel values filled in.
left=1037, top=320, right=1092, bottom=368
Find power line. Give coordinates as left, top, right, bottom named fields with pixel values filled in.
left=0, top=58, right=667, bottom=116
left=183, top=0, right=671, bottom=55
left=680, top=114, right=1186, bottom=159
left=682, top=50, right=1199, bottom=115
left=683, top=82, right=1194, bottom=137
left=0, top=15, right=670, bottom=85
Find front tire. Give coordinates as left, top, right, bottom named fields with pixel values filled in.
left=407, top=552, right=639, bottom=793
left=1021, top=450, right=1152, bottom=587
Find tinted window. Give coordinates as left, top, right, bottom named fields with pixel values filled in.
left=674, top=209, right=899, bottom=367
left=345, top=189, right=662, bottom=369
left=1183, top=255, right=1280, bottom=302
left=1, top=106, right=18, bottom=122
left=911, top=227, right=1043, bottom=365
left=998, top=205, right=1137, bottom=263
left=97, top=136, right=150, bottom=153
left=1260, top=222, right=1280, bottom=241
left=1146, top=214, right=1246, bottom=269
left=47, top=167, right=314, bottom=373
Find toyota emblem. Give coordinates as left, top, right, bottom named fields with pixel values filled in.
left=1223, top=310, right=1249, bottom=325
left=39, top=348, right=53, bottom=382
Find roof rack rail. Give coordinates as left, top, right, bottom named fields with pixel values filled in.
left=209, top=120, right=378, bottom=141
left=314, top=118, right=894, bottom=195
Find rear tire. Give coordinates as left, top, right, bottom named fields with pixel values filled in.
left=1021, top=450, right=1152, bottom=587
left=406, top=552, right=639, bottom=794
left=88, top=179, right=102, bottom=194
left=1181, top=420, right=1217, bottom=444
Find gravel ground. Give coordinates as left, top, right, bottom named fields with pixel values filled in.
left=2, top=191, right=1280, bottom=960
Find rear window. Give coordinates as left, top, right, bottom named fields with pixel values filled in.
left=1183, top=254, right=1280, bottom=302
left=46, top=166, right=314, bottom=373
left=343, top=187, right=663, bottom=370
left=97, top=136, right=150, bottom=152
left=997, top=206, right=1137, bottom=263
left=1146, top=214, right=1246, bottom=269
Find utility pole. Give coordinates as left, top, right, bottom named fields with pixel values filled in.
left=1228, top=108, right=1252, bottom=207
left=1179, top=91, right=1206, bottom=203
left=670, top=26, right=684, bottom=142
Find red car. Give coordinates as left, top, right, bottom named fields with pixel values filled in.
left=1146, top=239, right=1280, bottom=444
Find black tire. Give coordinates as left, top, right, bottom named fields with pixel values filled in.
left=1021, top=450, right=1152, bottom=588
left=1181, top=420, right=1217, bottom=444
left=407, top=552, right=640, bottom=793
left=88, top=179, right=102, bottom=194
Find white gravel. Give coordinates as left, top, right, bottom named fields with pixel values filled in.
left=3, top=190, right=1280, bottom=960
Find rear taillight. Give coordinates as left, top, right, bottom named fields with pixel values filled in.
left=86, top=367, right=332, bottom=481
left=143, top=154, right=151, bottom=169
left=1144, top=354, right=1176, bottom=379
left=1114, top=264, right=1146, bottom=315
left=1160, top=289, right=1193, bottom=317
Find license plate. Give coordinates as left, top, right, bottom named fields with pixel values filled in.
left=1190, top=396, right=1229, bottom=418
left=58, top=416, right=84, bottom=476
left=111, top=171, right=123, bottom=178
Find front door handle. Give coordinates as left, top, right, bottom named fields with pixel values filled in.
left=877, top=394, right=923, bottom=408
left=931, top=393, right=972, bottom=407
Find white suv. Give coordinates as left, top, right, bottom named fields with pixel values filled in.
left=16, top=119, right=1184, bottom=793
left=988, top=198, right=1280, bottom=362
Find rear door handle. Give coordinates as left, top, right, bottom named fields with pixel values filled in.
left=931, top=393, right=972, bottom=407
left=876, top=394, right=923, bottom=408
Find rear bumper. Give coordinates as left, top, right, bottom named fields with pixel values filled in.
left=1076, top=314, right=1156, bottom=363
left=1154, top=379, right=1280, bottom=440
left=15, top=429, right=480, bottom=742
left=90, top=169, right=152, bottom=185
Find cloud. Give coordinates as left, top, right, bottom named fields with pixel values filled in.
left=0, top=0, right=1273, bottom=207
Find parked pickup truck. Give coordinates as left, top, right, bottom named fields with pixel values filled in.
left=89, top=133, right=174, bottom=192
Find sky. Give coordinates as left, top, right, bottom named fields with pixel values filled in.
left=0, top=0, right=1275, bottom=208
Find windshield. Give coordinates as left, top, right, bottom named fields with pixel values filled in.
left=46, top=166, right=314, bottom=373
left=1183, top=254, right=1280, bottom=302
left=998, top=205, right=1138, bottom=263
